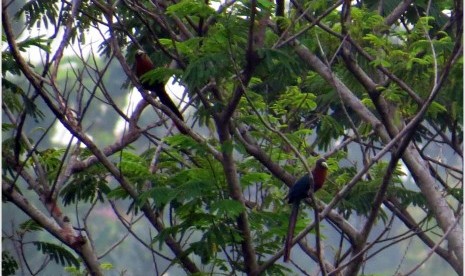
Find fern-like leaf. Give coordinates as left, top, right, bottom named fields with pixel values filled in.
left=33, top=242, right=80, bottom=268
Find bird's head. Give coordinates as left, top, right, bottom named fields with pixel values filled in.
left=315, top=158, right=328, bottom=170
left=135, top=49, right=146, bottom=58
left=134, top=49, right=154, bottom=77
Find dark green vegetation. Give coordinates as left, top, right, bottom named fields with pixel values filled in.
left=2, top=0, right=462, bottom=275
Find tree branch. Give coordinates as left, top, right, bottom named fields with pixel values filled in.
left=384, top=0, right=415, bottom=26
left=2, top=180, right=103, bottom=276
left=292, top=36, right=463, bottom=268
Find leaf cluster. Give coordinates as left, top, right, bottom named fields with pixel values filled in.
left=3, top=0, right=462, bottom=274
left=2, top=251, right=19, bottom=276
left=34, top=241, right=80, bottom=268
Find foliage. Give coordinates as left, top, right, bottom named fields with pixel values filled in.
left=2, top=0, right=462, bottom=275
left=33, top=242, right=80, bottom=268
left=2, top=251, right=19, bottom=276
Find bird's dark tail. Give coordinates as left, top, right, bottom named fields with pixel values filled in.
left=284, top=201, right=300, bottom=262
left=156, top=86, right=184, bottom=122
left=147, top=83, right=186, bottom=134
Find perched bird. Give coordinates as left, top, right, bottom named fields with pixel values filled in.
left=284, top=158, right=328, bottom=262
left=134, top=49, right=184, bottom=121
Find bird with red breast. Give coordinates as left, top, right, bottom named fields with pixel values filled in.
left=283, top=158, right=328, bottom=262
left=134, top=49, right=184, bottom=122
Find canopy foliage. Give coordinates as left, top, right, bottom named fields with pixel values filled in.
left=2, top=0, right=462, bottom=275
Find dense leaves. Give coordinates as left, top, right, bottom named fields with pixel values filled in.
left=2, top=251, right=19, bottom=276
left=2, top=0, right=462, bottom=275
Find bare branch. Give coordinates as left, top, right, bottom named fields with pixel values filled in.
left=401, top=210, right=462, bottom=276
left=2, top=180, right=103, bottom=276
left=384, top=0, right=415, bottom=26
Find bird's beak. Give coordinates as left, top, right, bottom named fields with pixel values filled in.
left=135, top=49, right=146, bottom=56
left=321, top=161, right=328, bottom=169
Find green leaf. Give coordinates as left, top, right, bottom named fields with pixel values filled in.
left=139, top=67, right=182, bottom=86
left=118, top=151, right=153, bottom=186
left=163, top=134, right=198, bottom=148
left=221, top=140, right=234, bottom=155
left=257, top=0, right=273, bottom=10
left=370, top=58, right=391, bottom=68
left=16, top=0, right=58, bottom=30
left=210, top=199, right=245, bottom=218
left=361, top=97, right=375, bottom=109
left=316, top=115, right=344, bottom=150
left=241, top=172, right=271, bottom=187
left=152, top=225, right=182, bottom=250
left=100, top=262, right=114, bottom=270
left=1, top=87, right=45, bottom=122
left=2, top=123, right=16, bottom=132
left=175, top=37, right=204, bottom=56
left=2, top=251, right=18, bottom=276
left=19, top=219, right=44, bottom=232
left=61, top=165, right=109, bottom=206
left=107, top=186, right=129, bottom=200
left=426, top=101, right=447, bottom=119
left=147, top=186, right=177, bottom=208
left=17, top=35, right=52, bottom=53
left=33, top=242, right=80, bottom=268
left=363, top=34, right=386, bottom=48
left=183, top=52, right=231, bottom=89
left=166, top=0, right=215, bottom=18
left=272, top=86, right=317, bottom=116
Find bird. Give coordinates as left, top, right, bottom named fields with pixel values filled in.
left=134, top=49, right=184, bottom=122
left=283, top=158, right=328, bottom=262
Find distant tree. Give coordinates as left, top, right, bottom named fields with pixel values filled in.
left=2, top=0, right=462, bottom=275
